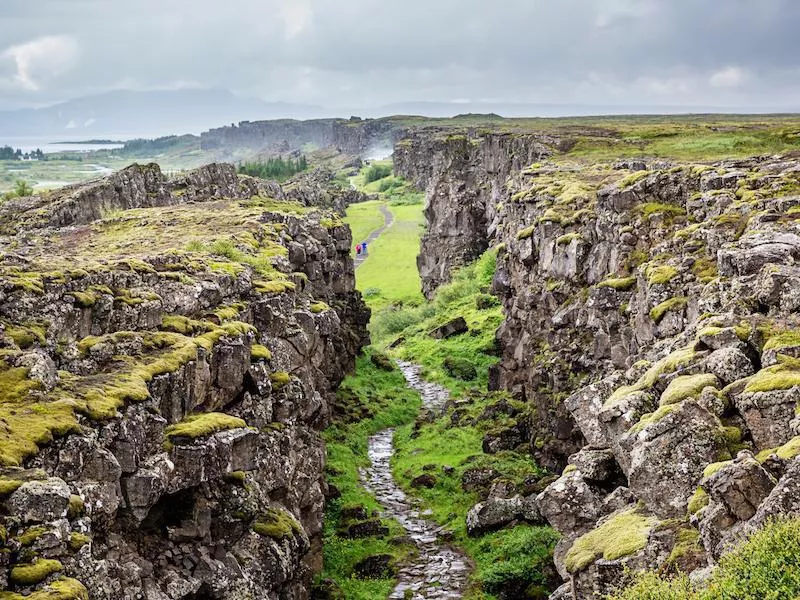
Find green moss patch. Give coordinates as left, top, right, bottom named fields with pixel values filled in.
left=598, top=276, right=637, bottom=291
left=606, top=346, right=696, bottom=407
left=270, top=371, right=291, bottom=389
left=252, top=508, right=302, bottom=541
left=646, top=264, right=679, bottom=285
left=650, top=297, right=688, bottom=323
left=565, top=509, right=655, bottom=573
left=0, top=577, right=89, bottom=600
left=10, top=559, right=64, bottom=585
left=164, top=413, right=247, bottom=444
left=250, top=344, right=272, bottom=361
left=687, top=488, right=710, bottom=515
left=660, top=374, right=718, bottom=406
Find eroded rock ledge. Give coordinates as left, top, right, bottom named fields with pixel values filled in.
left=0, top=163, right=369, bottom=599
left=396, top=131, right=800, bottom=598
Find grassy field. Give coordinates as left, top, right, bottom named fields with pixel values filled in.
left=343, top=159, right=426, bottom=312
left=344, top=200, right=387, bottom=248
left=354, top=203, right=425, bottom=311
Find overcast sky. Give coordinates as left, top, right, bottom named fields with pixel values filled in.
left=1, top=0, right=800, bottom=112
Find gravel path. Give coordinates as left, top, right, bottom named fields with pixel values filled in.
left=360, top=362, right=471, bottom=599
left=354, top=203, right=393, bottom=268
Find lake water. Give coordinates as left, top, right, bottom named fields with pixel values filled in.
left=2, top=136, right=126, bottom=154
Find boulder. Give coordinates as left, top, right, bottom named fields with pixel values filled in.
left=353, top=554, right=395, bottom=579
left=346, top=520, right=389, bottom=539
left=568, top=448, right=620, bottom=484
left=430, top=317, right=468, bottom=339
left=6, top=478, right=71, bottom=524
left=620, top=401, right=727, bottom=518
left=466, top=495, right=542, bottom=536
left=704, top=347, right=755, bottom=386
left=537, top=472, right=605, bottom=535
left=734, top=387, right=800, bottom=450
left=703, top=451, right=777, bottom=522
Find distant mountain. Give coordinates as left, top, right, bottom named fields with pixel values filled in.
left=0, top=89, right=331, bottom=138
left=370, top=101, right=800, bottom=119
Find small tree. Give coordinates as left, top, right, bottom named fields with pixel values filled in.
left=14, top=180, right=33, bottom=197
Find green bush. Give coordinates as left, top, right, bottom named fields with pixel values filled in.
left=364, top=164, right=393, bottom=183
left=476, top=526, right=560, bottom=596
left=610, top=518, right=800, bottom=600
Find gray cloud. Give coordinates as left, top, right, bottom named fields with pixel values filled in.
left=1, top=0, right=800, bottom=111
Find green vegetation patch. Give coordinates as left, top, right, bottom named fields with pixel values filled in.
left=650, top=297, right=688, bottom=323
left=253, top=508, right=302, bottom=540
left=609, top=518, right=800, bottom=600
left=660, top=374, right=718, bottom=406
left=164, top=412, right=247, bottom=444
left=375, top=250, right=503, bottom=395
left=10, top=559, right=64, bottom=585
left=564, top=509, right=655, bottom=573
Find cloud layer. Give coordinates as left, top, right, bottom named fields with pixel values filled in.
left=1, top=0, right=799, bottom=111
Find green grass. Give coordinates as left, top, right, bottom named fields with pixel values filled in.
left=345, top=200, right=387, bottom=248
left=320, top=352, right=422, bottom=599
left=374, top=249, right=503, bottom=395
left=354, top=203, right=426, bottom=312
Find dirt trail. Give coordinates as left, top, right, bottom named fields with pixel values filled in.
left=354, top=203, right=393, bottom=268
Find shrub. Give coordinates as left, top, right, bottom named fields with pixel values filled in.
left=364, top=164, right=392, bottom=183
left=609, top=518, right=800, bottom=600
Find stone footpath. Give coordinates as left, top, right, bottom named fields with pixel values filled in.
left=361, top=362, right=471, bottom=599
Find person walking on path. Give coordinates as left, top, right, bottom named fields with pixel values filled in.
left=362, top=241, right=368, bottom=255
left=356, top=243, right=362, bottom=255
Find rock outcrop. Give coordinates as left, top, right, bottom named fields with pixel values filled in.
left=396, top=128, right=800, bottom=597
left=0, top=164, right=368, bottom=599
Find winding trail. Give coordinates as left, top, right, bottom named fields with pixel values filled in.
left=354, top=203, right=393, bottom=268
left=361, top=362, right=471, bottom=599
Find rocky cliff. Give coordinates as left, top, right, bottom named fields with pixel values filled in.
left=0, top=163, right=369, bottom=599
left=396, top=130, right=800, bottom=597
left=199, top=117, right=408, bottom=157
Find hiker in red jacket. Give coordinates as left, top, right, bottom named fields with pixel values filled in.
left=356, top=243, right=362, bottom=255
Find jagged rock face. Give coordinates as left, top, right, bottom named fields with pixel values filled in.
left=397, top=129, right=800, bottom=597
left=198, top=116, right=408, bottom=157
left=0, top=164, right=369, bottom=599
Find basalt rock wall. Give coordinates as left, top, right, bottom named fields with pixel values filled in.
left=396, top=129, right=800, bottom=597
left=0, top=164, right=369, bottom=599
